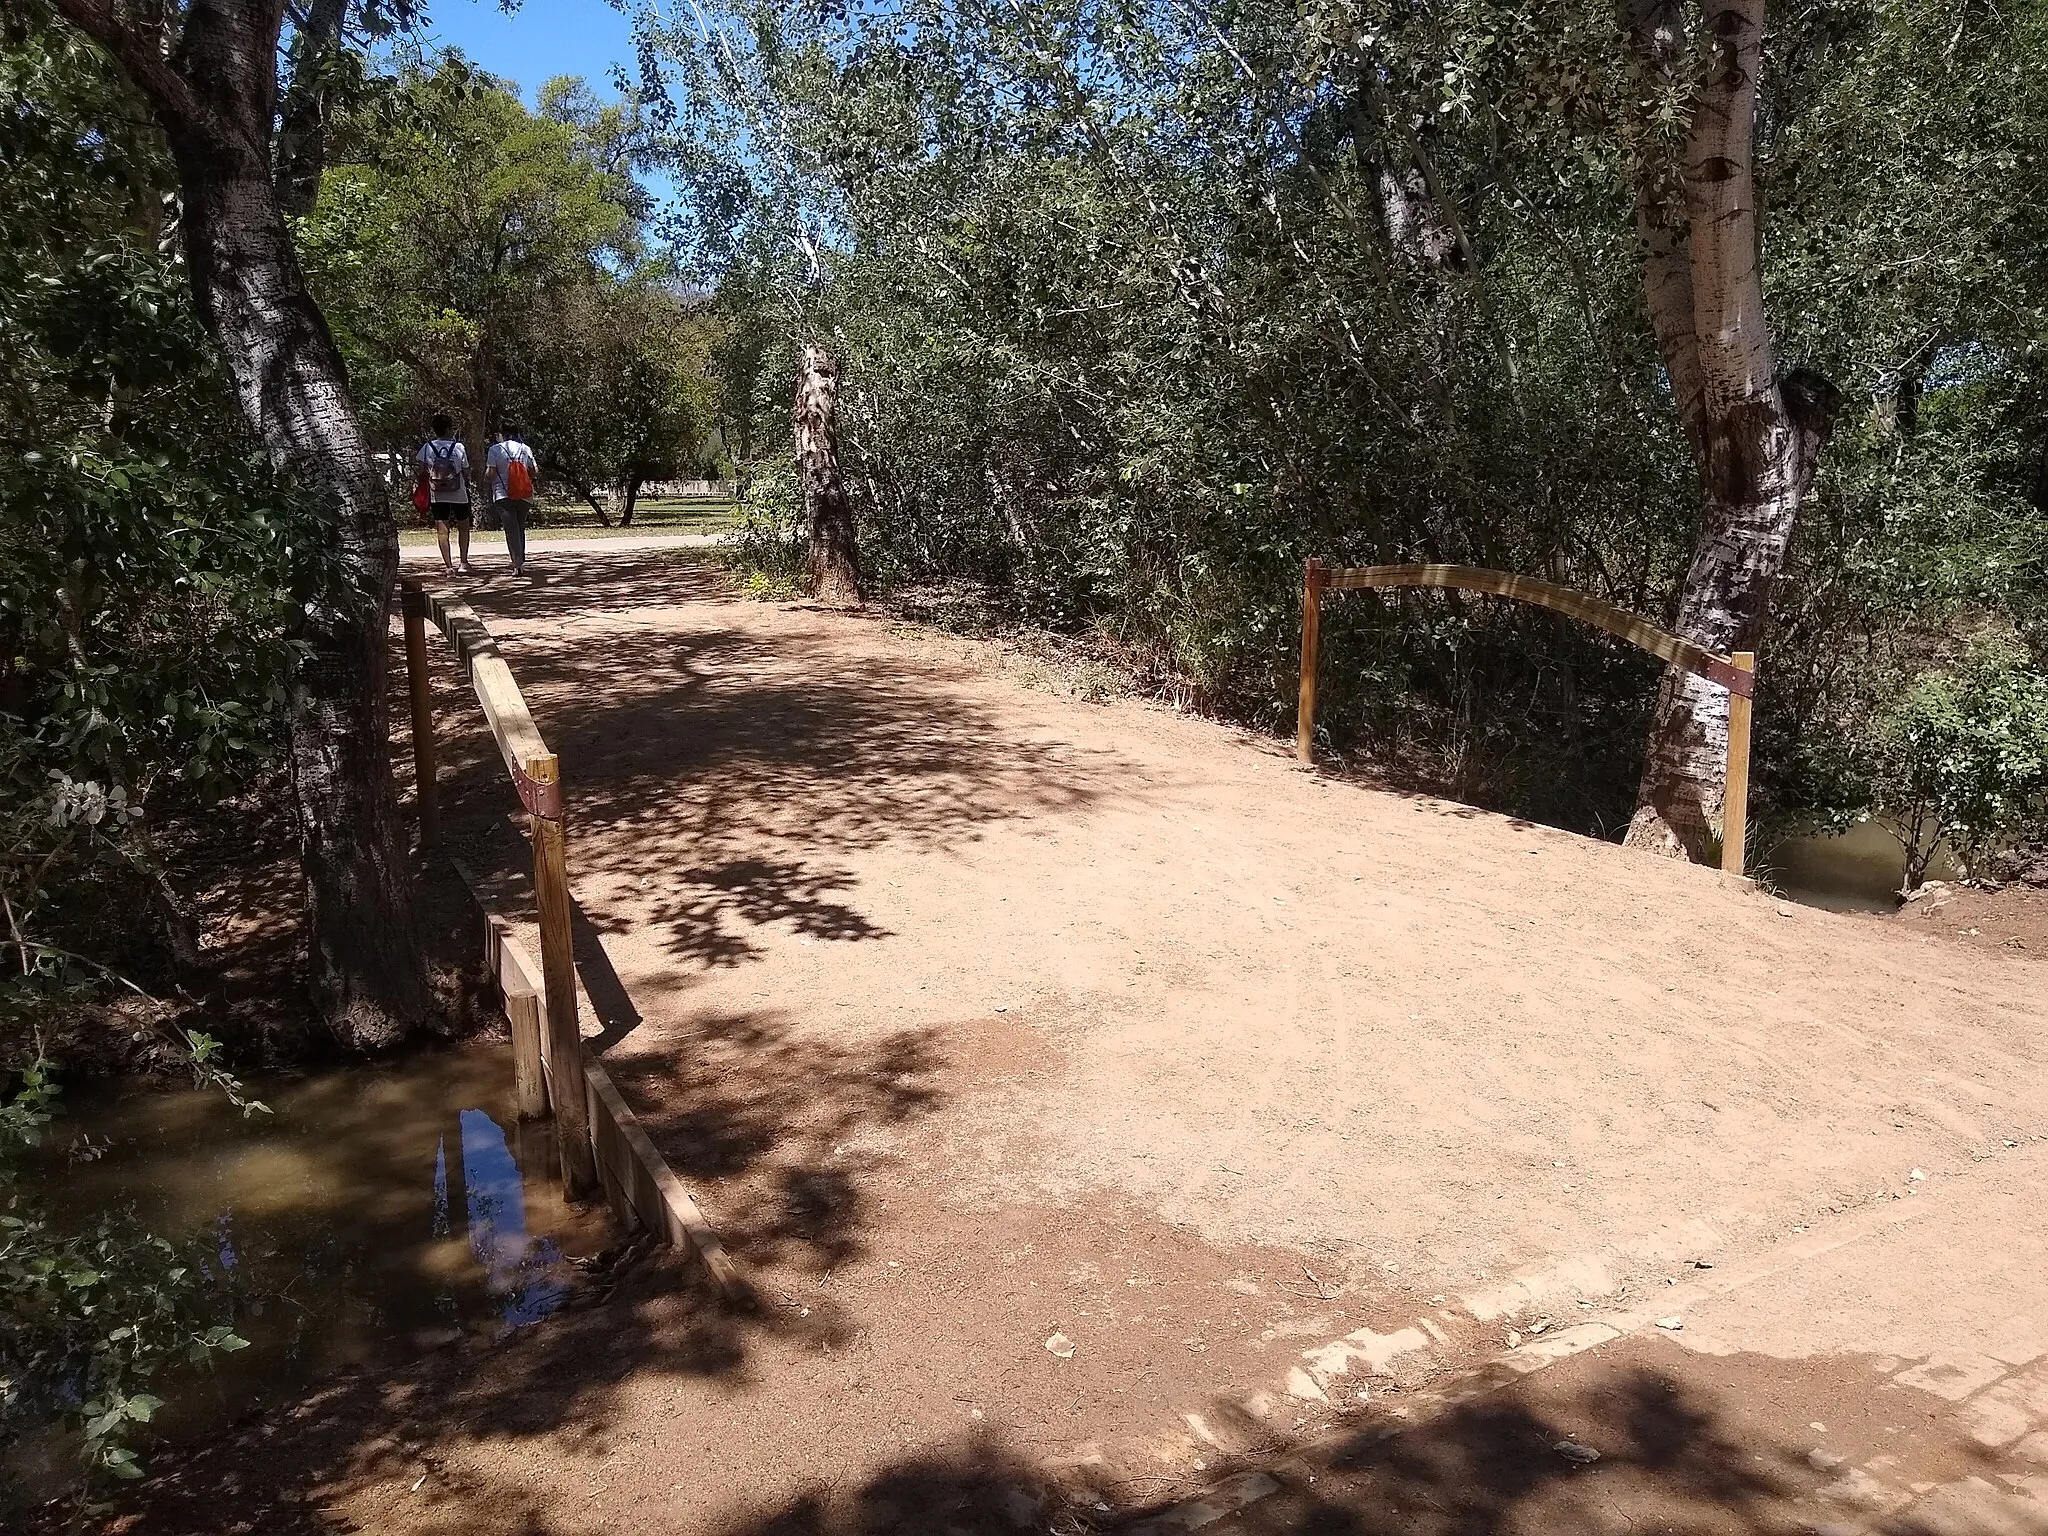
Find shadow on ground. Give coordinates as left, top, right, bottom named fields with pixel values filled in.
left=426, top=552, right=1119, bottom=976
left=81, top=1322, right=1981, bottom=1536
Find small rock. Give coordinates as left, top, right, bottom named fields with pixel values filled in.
left=1820, top=1467, right=1891, bottom=1511
left=1692, top=1259, right=1715, bottom=1270
left=1044, top=1331, right=1075, bottom=1359
left=1808, top=1448, right=1847, bottom=1473
left=1530, top=1316, right=1554, bottom=1335
left=1505, top=1329, right=1523, bottom=1348
left=1655, top=1316, right=1684, bottom=1331
left=1910, top=1168, right=1927, bottom=1182
left=1553, top=1440, right=1601, bottom=1464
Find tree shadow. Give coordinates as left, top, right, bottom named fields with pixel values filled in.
left=602, top=1007, right=945, bottom=1274
left=408, top=552, right=1120, bottom=980
left=92, top=1340, right=1989, bottom=1536
left=637, top=855, right=891, bottom=967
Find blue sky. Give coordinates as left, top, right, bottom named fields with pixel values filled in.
left=421, top=0, right=641, bottom=102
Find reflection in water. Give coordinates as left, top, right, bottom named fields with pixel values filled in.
left=18, top=1049, right=613, bottom=1458
left=434, top=1132, right=453, bottom=1239
left=459, top=1108, right=571, bottom=1328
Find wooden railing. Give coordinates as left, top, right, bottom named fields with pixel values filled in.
left=1296, top=559, right=1756, bottom=876
left=398, top=579, right=747, bottom=1301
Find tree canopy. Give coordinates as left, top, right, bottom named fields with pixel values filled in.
left=642, top=0, right=2048, bottom=841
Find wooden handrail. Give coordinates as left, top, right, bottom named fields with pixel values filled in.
left=1296, top=559, right=1758, bottom=876
left=400, top=576, right=594, bottom=1196
left=1309, top=562, right=1754, bottom=699
left=398, top=576, right=764, bottom=1299
left=413, top=586, right=559, bottom=815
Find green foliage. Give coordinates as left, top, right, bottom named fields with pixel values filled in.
left=508, top=275, right=721, bottom=512
left=300, top=54, right=718, bottom=510
left=647, top=0, right=2048, bottom=838
left=0, top=21, right=322, bottom=1012
left=1, top=19, right=335, bottom=985
left=1864, top=641, right=2048, bottom=889
left=1, top=1056, right=252, bottom=1491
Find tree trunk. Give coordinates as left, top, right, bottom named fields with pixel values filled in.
left=1621, top=0, right=1839, bottom=862
left=270, top=0, right=347, bottom=217
left=179, top=162, right=431, bottom=1046
left=566, top=473, right=613, bottom=526
left=56, top=0, right=434, bottom=1047
left=620, top=474, right=642, bottom=528
left=793, top=342, right=863, bottom=605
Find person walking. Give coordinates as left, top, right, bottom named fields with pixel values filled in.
left=416, top=413, right=474, bottom=573
left=486, top=425, right=540, bottom=577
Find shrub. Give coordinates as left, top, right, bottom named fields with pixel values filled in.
left=1868, top=639, right=2048, bottom=889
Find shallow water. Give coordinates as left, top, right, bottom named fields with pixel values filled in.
left=16, top=1048, right=611, bottom=1463
left=1765, top=820, right=1959, bottom=913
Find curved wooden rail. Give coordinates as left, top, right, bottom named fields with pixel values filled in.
left=1312, top=563, right=1754, bottom=699
left=1295, top=559, right=1757, bottom=876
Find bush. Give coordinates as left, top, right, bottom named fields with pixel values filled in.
left=1, top=1050, right=256, bottom=1499
left=1867, top=640, right=2048, bottom=889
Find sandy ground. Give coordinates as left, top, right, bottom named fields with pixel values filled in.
left=78, top=549, right=2048, bottom=1534
left=441, top=552, right=2043, bottom=1283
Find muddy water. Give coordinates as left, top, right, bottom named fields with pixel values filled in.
left=19, top=1048, right=611, bottom=1464
left=1764, top=820, right=1960, bottom=912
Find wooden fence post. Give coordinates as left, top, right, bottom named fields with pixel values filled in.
left=525, top=754, right=596, bottom=1199
left=508, top=989, right=548, bottom=1121
left=399, top=582, right=440, bottom=847
left=1721, top=652, right=1756, bottom=877
left=1297, top=559, right=1323, bottom=766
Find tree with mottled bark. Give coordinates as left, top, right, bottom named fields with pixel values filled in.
left=794, top=341, right=863, bottom=605
left=1620, top=0, right=1841, bottom=864
left=48, top=0, right=432, bottom=1047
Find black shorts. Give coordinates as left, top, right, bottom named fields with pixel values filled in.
left=431, top=505, right=472, bottom=526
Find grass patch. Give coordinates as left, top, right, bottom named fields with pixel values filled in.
left=398, top=498, right=738, bottom=545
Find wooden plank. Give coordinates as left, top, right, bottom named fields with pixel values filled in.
left=1320, top=564, right=1755, bottom=698
left=1721, top=651, right=1756, bottom=876
left=399, top=583, right=441, bottom=846
left=478, top=909, right=549, bottom=1119
left=527, top=753, right=595, bottom=1201
left=461, top=875, right=751, bottom=1302
left=482, top=909, right=544, bottom=999
left=586, top=1077, right=640, bottom=1236
left=425, top=596, right=751, bottom=1303
left=583, top=1057, right=752, bottom=1304
left=417, top=588, right=553, bottom=788
left=507, top=990, right=548, bottom=1121
left=1297, top=560, right=1322, bottom=766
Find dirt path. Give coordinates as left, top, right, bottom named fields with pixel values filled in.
left=103, top=549, right=2048, bottom=1533
left=449, top=552, right=2041, bottom=1279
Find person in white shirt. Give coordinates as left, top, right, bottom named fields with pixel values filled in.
left=485, top=426, right=540, bottom=576
left=415, top=412, right=473, bottom=573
